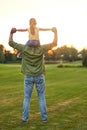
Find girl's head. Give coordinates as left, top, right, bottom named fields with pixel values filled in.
left=29, top=18, right=37, bottom=26
left=29, top=18, right=37, bottom=35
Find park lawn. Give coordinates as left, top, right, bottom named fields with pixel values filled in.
left=0, top=63, right=87, bottom=130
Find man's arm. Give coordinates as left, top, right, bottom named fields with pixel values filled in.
left=9, top=28, right=16, bottom=41
left=50, top=27, right=58, bottom=48
left=8, top=28, right=25, bottom=51
left=42, top=27, right=58, bottom=51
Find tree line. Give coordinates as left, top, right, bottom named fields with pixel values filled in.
left=0, top=44, right=87, bottom=66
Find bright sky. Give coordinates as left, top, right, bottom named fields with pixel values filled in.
left=0, top=0, right=87, bottom=51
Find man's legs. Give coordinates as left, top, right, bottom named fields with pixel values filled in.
left=35, top=74, right=47, bottom=121
left=22, top=76, right=34, bottom=121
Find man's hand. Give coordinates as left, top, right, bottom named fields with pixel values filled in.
left=10, top=28, right=16, bottom=34
left=9, top=28, right=16, bottom=41
left=52, top=27, right=57, bottom=33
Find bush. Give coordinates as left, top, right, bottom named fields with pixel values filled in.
left=82, top=55, right=87, bottom=67
left=82, top=50, right=87, bottom=67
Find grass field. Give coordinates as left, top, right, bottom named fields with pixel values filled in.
left=0, top=63, right=87, bottom=130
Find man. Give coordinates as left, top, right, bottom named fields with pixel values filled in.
left=8, top=27, right=58, bottom=122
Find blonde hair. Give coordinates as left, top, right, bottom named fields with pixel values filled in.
left=29, top=18, right=37, bottom=35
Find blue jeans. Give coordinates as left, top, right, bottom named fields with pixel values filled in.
left=22, top=74, right=47, bottom=121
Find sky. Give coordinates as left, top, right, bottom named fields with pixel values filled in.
left=0, top=0, right=87, bottom=51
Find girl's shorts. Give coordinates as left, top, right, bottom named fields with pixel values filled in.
left=26, top=40, right=40, bottom=46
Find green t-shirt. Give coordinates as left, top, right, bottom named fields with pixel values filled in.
left=9, top=41, right=53, bottom=76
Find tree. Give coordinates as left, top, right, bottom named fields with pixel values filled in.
left=55, top=45, right=78, bottom=62
left=81, top=49, right=87, bottom=67
left=0, top=44, right=5, bottom=63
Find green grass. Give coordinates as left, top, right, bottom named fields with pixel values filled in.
left=0, top=63, right=87, bottom=130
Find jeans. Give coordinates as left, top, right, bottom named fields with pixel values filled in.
left=22, top=74, right=47, bottom=121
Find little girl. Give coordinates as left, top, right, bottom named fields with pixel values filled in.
left=16, top=18, right=53, bottom=46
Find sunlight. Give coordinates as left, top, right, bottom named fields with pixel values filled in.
left=0, top=0, right=87, bottom=52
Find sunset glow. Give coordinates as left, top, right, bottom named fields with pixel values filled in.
left=0, top=0, right=87, bottom=51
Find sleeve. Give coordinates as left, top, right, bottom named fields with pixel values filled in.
left=8, top=41, right=25, bottom=52
left=41, top=43, right=52, bottom=52
left=41, top=40, right=57, bottom=52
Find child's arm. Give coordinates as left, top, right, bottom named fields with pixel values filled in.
left=16, top=29, right=27, bottom=32
left=39, top=28, right=52, bottom=31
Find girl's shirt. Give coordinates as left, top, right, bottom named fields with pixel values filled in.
left=27, top=27, right=39, bottom=41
